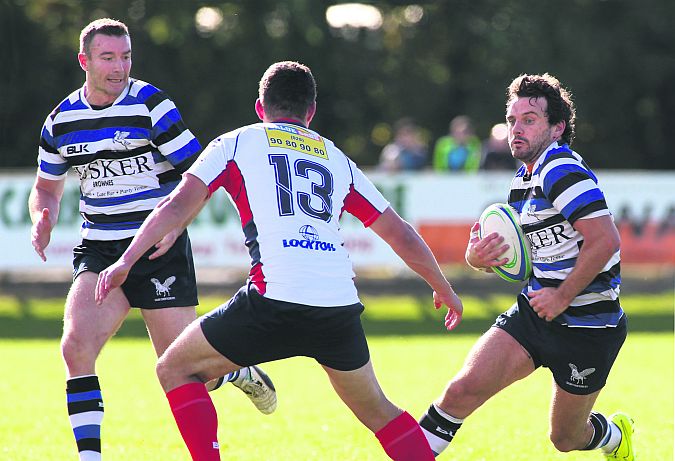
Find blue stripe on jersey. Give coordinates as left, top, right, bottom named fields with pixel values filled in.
left=584, top=275, right=621, bottom=293
left=81, top=180, right=179, bottom=207
left=152, top=151, right=167, bottom=164
left=528, top=197, right=551, bottom=212
left=67, top=390, right=102, bottom=403
left=510, top=199, right=527, bottom=213
left=40, top=160, right=69, bottom=176
left=73, top=424, right=101, bottom=441
left=54, top=126, right=151, bottom=147
left=542, top=164, right=585, bottom=190
left=153, top=108, right=182, bottom=135
left=534, top=258, right=577, bottom=272
left=512, top=197, right=552, bottom=218
left=41, top=126, right=57, bottom=148
left=563, top=311, right=624, bottom=328
left=59, top=98, right=88, bottom=113
left=134, top=82, right=160, bottom=102
left=165, top=137, right=200, bottom=165
left=559, top=189, right=606, bottom=221
left=538, top=144, right=573, bottom=164
left=526, top=278, right=544, bottom=291
left=82, top=220, right=145, bottom=231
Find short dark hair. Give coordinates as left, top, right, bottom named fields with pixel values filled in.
left=258, top=61, right=316, bottom=120
left=506, top=73, right=576, bottom=145
left=79, top=18, right=129, bottom=56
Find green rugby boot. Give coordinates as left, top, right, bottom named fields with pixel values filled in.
left=604, top=412, right=635, bottom=460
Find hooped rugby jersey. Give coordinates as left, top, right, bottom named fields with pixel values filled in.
left=508, top=142, right=623, bottom=328
left=37, top=79, right=201, bottom=240
left=188, top=122, right=390, bottom=307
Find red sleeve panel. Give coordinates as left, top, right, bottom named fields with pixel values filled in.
left=342, top=184, right=383, bottom=227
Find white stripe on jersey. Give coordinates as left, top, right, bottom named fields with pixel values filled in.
left=570, top=289, right=620, bottom=307
left=149, top=98, right=178, bottom=126
left=82, top=194, right=165, bottom=215
left=157, top=128, right=197, bottom=153
left=54, top=103, right=150, bottom=124
left=539, top=154, right=582, bottom=176
left=37, top=148, right=65, bottom=166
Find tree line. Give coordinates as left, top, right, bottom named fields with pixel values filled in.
left=1, top=0, right=672, bottom=170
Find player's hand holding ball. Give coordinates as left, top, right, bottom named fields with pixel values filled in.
left=468, top=203, right=532, bottom=282
left=465, top=221, right=510, bottom=273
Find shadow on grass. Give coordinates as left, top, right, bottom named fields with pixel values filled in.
left=0, top=297, right=672, bottom=339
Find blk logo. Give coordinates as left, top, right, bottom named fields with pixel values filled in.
left=66, top=144, right=89, bottom=155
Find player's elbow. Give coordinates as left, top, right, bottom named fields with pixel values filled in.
left=160, top=196, right=189, bottom=223
left=393, top=221, right=422, bottom=251
left=600, top=229, right=621, bottom=257
left=609, top=232, right=620, bottom=254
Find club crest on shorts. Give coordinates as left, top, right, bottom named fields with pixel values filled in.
left=567, top=363, right=596, bottom=388
left=151, top=276, right=176, bottom=301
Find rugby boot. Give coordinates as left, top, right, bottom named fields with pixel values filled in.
left=232, top=365, right=277, bottom=415
left=604, top=412, right=636, bottom=460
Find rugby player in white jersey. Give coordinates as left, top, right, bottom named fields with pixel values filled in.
left=28, top=18, right=276, bottom=461
left=419, top=74, right=635, bottom=460
left=95, top=61, right=464, bottom=460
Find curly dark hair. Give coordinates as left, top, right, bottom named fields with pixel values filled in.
left=258, top=61, right=316, bottom=121
left=506, top=73, right=576, bottom=145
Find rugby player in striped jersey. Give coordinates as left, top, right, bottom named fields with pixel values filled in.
left=419, top=74, right=635, bottom=460
left=29, top=18, right=276, bottom=461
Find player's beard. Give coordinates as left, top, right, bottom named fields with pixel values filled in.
left=511, top=131, right=556, bottom=165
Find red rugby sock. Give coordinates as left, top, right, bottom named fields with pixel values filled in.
left=166, top=382, right=220, bottom=461
left=376, top=411, right=436, bottom=461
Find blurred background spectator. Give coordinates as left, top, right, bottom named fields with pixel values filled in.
left=378, top=118, right=428, bottom=172
left=432, top=115, right=482, bottom=173
left=479, top=122, right=518, bottom=171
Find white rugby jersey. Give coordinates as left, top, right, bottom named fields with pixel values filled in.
left=509, top=142, right=623, bottom=328
left=37, top=79, right=201, bottom=240
left=188, top=121, right=390, bottom=307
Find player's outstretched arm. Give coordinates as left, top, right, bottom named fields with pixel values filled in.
left=369, top=207, right=463, bottom=330
left=147, top=193, right=209, bottom=260
left=95, top=173, right=209, bottom=304
left=28, top=176, right=65, bottom=262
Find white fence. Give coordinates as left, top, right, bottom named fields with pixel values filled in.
left=1, top=170, right=673, bottom=270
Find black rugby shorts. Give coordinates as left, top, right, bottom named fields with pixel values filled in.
left=72, top=231, right=198, bottom=309
left=493, top=293, right=627, bottom=395
left=200, top=285, right=370, bottom=371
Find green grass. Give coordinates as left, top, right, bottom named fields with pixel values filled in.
left=0, top=293, right=672, bottom=460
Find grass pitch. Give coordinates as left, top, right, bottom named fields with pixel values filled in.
left=0, top=293, right=672, bottom=460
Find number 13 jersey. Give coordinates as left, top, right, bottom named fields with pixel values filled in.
left=188, top=122, right=390, bottom=306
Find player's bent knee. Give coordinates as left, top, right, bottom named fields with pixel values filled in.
left=445, top=376, right=485, bottom=401
left=60, top=334, right=96, bottom=370
left=156, top=353, right=196, bottom=390
left=155, top=355, right=175, bottom=387
left=549, top=431, right=579, bottom=453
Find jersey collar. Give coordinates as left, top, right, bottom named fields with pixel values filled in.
left=272, top=118, right=307, bottom=128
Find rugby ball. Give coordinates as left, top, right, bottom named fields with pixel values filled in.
left=478, top=203, right=532, bottom=282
